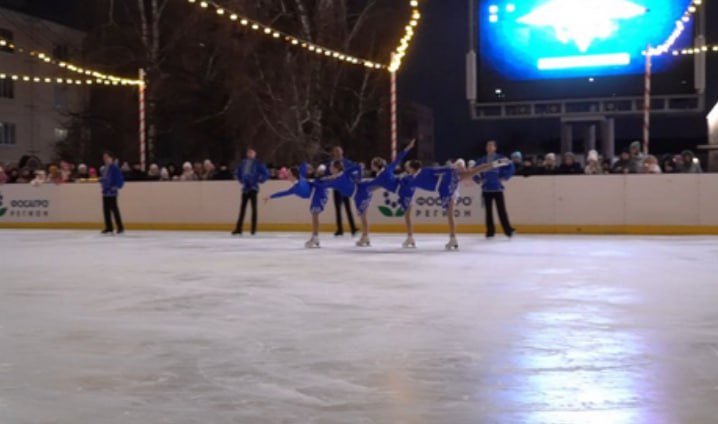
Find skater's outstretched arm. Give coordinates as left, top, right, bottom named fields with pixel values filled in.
left=457, top=158, right=511, bottom=180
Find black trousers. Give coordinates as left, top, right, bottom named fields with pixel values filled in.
left=333, top=190, right=357, bottom=234
left=235, top=190, right=258, bottom=234
left=483, top=191, right=513, bottom=237
left=102, top=196, right=124, bottom=232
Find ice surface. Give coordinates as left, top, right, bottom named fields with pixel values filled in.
left=1, top=230, right=718, bottom=424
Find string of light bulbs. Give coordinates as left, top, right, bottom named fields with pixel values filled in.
left=0, top=72, right=135, bottom=86
left=0, top=38, right=143, bottom=85
left=185, top=0, right=421, bottom=73
left=647, top=0, right=704, bottom=56
left=673, top=44, right=718, bottom=55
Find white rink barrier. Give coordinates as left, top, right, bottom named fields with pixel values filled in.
left=0, top=174, right=717, bottom=234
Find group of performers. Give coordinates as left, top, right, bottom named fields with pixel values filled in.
left=259, top=140, right=513, bottom=250
left=99, top=141, right=516, bottom=250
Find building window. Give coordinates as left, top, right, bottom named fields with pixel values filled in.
left=0, top=122, right=17, bottom=145
left=53, top=44, right=70, bottom=61
left=54, top=128, right=68, bottom=142
left=54, top=86, right=68, bottom=110
left=0, top=28, right=13, bottom=54
left=0, top=79, right=13, bottom=98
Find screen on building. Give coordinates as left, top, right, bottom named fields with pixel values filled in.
left=477, top=0, right=696, bottom=101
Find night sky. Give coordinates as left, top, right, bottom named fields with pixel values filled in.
left=3, top=0, right=717, bottom=160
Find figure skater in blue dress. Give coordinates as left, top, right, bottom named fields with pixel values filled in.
left=353, top=139, right=416, bottom=247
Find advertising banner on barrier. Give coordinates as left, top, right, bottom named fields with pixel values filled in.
left=0, top=185, right=56, bottom=223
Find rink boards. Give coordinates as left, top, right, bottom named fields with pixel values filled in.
left=0, top=174, right=717, bottom=234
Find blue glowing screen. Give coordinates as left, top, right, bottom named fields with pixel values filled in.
left=479, top=0, right=694, bottom=80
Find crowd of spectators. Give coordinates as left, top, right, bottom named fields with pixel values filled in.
left=0, top=142, right=705, bottom=186
left=504, top=142, right=703, bottom=177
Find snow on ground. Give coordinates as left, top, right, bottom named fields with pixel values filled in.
left=1, top=230, right=718, bottom=424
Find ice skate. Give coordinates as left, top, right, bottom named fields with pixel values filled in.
left=356, top=235, right=371, bottom=247
left=445, top=236, right=459, bottom=250
left=402, top=236, right=416, bottom=248
left=305, top=236, right=320, bottom=249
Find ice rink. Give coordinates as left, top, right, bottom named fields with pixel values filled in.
left=1, top=230, right=718, bottom=424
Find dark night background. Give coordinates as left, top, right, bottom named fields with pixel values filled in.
left=2, top=0, right=717, bottom=161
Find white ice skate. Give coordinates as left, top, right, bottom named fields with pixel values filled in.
left=356, top=235, right=371, bottom=247
left=305, top=236, right=320, bottom=249
left=402, top=236, right=416, bottom=249
left=445, top=236, right=459, bottom=251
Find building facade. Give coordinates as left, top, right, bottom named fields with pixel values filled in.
left=0, top=6, right=86, bottom=164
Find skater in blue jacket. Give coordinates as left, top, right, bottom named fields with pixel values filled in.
left=232, top=147, right=269, bottom=236
left=100, top=151, right=125, bottom=235
left=474, top=140, right=516, bottom=239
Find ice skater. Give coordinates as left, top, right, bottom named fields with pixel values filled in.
left=100, top=151, right=126, bottom=235
left=232, top=148, right=269, bottom=236
left=398, top=158, right=510, bottom=250
left=474, top=140, right=515, bottom=239
left=265, top=161, right=360, bottom=248
left=354, top=139, right=416, bottom=247
left=328, top=146, right=358, bottom=237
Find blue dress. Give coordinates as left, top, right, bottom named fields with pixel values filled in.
left=310, top=165, right=361, bottom=214
left=268, top=164, right=314, bottom=211
left=397, top=168, right=441, bottom=211
left=354, top=150, right=409, bottom=215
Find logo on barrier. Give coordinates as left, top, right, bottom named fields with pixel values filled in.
left=378, top=191, right=405, bottom=218
left=0, top=191, right=51, bottom=219
left=0, top=192, right=6, bottom=217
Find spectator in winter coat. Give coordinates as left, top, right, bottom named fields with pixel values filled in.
left=641, top=155, right=662, bottom=174
left=611, top=150, right=633, bottom=174
left=629, top=141, right=644, bottom=173
left=541, top=153, right=558, bottom=175
left=180, top=162, right=198, bottom=181
left=557, top=152, right=583, bottom=174
left=147, top=164, right=161, bottom=181
left=202, top=160, right=216, bottom=180
left=584, top=150, right=603, bottom=175
left=100, top=151, right=125, bottom=234
left=680, top=150, right=702, bottom=173
left=232, top=148, right=269, bottom=235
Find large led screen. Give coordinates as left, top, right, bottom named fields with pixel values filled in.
left=477, top=0, right=696, bottom=101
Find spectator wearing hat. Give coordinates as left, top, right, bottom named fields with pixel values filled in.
left=180, top=162, right=198, bottom=181
left=511, top=151, right=530, bottom=176
left=584, top=150, right=603, bottom=175
left=540, top=153, right=558, bottom=175
left=679, top=150, right=702, bottom=173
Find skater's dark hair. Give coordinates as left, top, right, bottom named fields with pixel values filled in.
left=331, top=160, right=344, bottom=172
left=406, top=160, right=422, bottom=172
left=371, top=157, right=387, bottom=171
left=103, top=151, right=116, bottom=159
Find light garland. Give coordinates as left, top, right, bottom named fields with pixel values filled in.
left=186, top=0, right=421, bottom=73
left=0, top=38, right=143, bottom=86
left=647, top=0, right=704, bottom=56
left=0, top=72, right=136, bottom=86
left=673, top=44, right=718, bottom=55
left=389, top=1, right=421, bottom=73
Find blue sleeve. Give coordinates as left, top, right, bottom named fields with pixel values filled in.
left=258, top=163, right=269, bottom=183
left=387, top=150, right=409, bottom=175
left=111, top=165, right=124, bottom=189
left=499, top=159, right=515, bottom=181
left=299, top=163, right=308, bottom=179
left=270, top=185, right=298, bottom=199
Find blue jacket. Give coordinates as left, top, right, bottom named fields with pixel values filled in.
left=234, top=159, right=269, bottom=192
left=323, top=158, right=357, bottom=176
left=474, top=154, right=515, bottom=192
left=100, top=163, right=125, bottom=197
